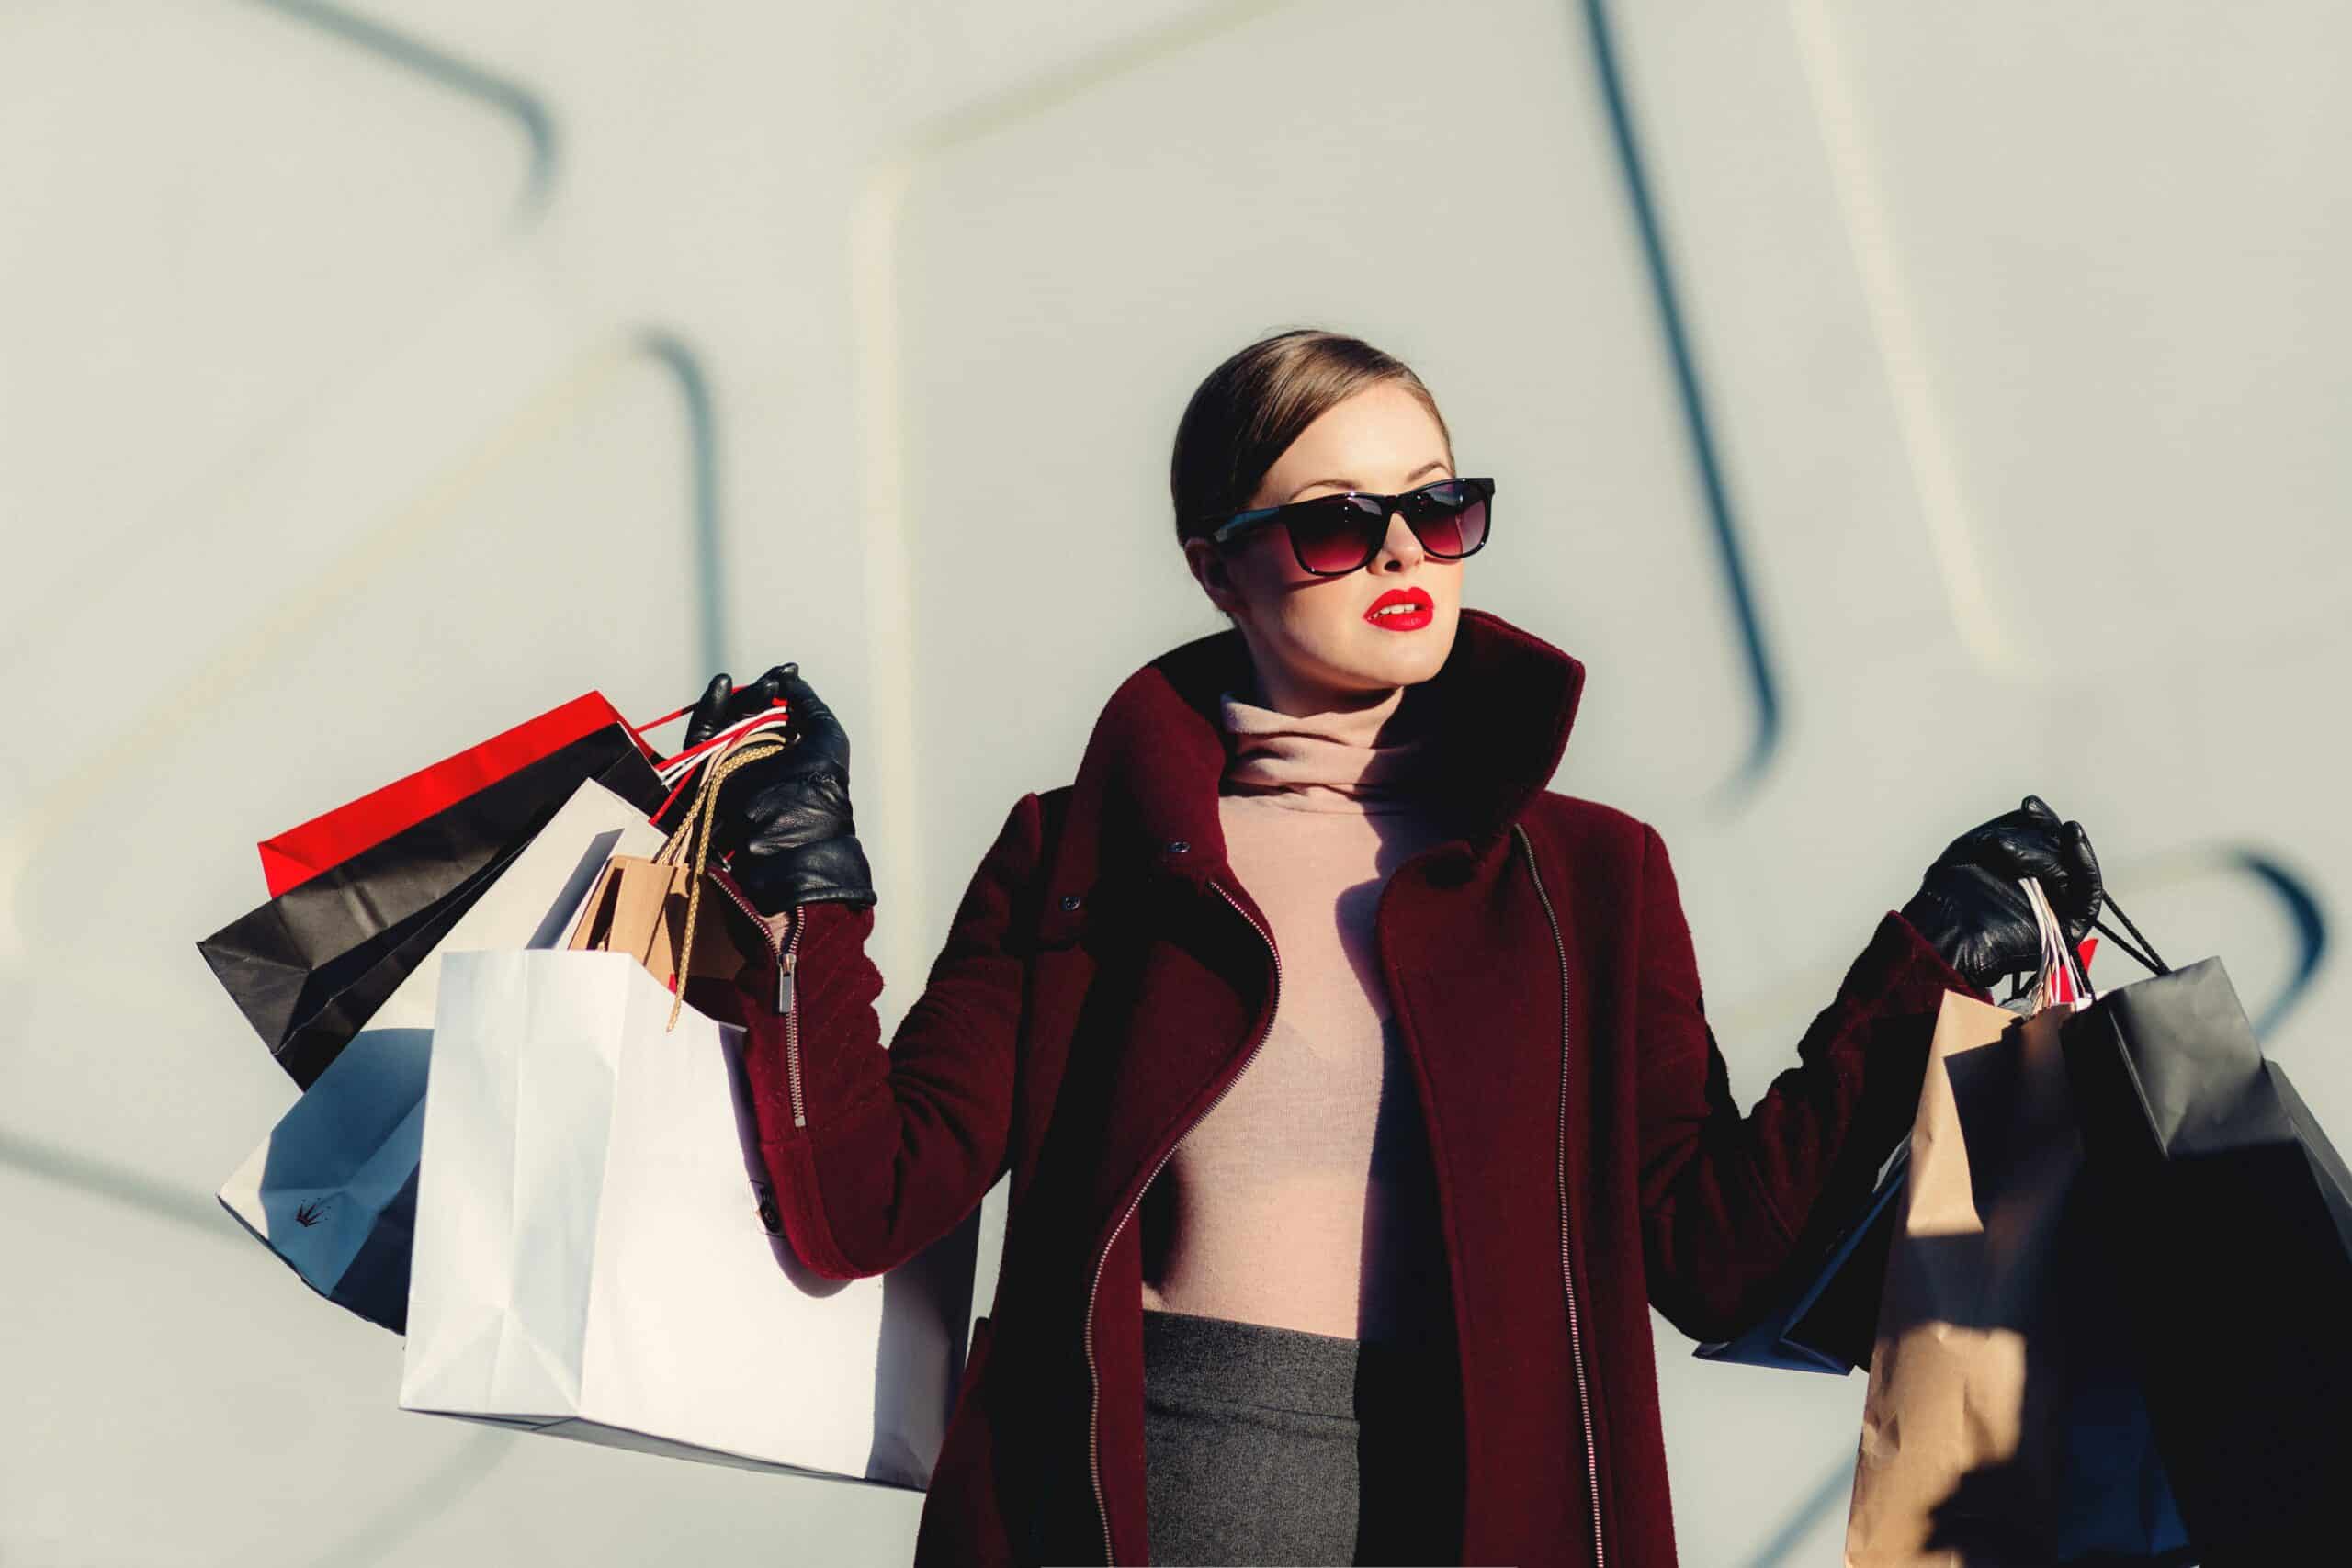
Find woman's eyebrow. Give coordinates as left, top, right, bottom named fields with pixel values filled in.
left=1283, top=459, right=1450, bottom=502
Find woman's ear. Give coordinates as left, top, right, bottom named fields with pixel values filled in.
left=1203, top=555, right=1233, bottom=603
left=1185, top=538, right=1237, bottom=613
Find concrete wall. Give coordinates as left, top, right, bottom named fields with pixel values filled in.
left=4, top=2, right=2342, bottom=1562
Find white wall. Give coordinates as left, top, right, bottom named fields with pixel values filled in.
left=4, top=2, right=2343, bottom=1562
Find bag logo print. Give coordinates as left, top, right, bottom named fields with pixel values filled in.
left=294, top=1197, right=334, bottom=1228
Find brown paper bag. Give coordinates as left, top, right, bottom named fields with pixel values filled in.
left=564, top=853, right=749, bottom=989
left=1845, top=988, right=2070, bottom=1565
left=566, top=731, right=786, bottom=1028
left=1844, top=878, right=2183, bottom=1565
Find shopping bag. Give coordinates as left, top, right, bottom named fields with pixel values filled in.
left=1694, top=1140, right=1909, bottom=1374
left=1846, top=880, right=2188, bottom=1566
left=1699, top=930, right=2109, bottom=1376
left=216, top=776, right=666, bottom=1331
left=255, top=691, right=786, bottom=897
left=256, top=692, right=650, bottom=897
left=400, top=948, right=979, bottom=1486
left=198, top=722, right=666, bottom=1087
left=563, top=728, right=788, bottom=1010
left=2061, top=927, right=2352, bottom=1562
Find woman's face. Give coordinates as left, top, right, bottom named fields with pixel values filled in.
left=1183, top=380, right=1463, bottom=715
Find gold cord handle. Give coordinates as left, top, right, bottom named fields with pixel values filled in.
left=659, top=731, right=786, bottom=1031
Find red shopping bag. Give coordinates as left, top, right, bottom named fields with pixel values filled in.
left=257, top=693, right=655, bottom=896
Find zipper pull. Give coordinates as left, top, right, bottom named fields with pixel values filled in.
left=776, top=948, right=796, bottom=1015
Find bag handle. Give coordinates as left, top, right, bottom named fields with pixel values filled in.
left=652, top=707, right=793, bottom=789
left=2019, top=875, right=2094, bottom=1009
left=636, top=705, right=794, bottom=829
left=2091, top=893, right=2169, bottom=977
left=630, top=727, right=788, bottom=1032
left=1999, top=886, right=2171, bottom=1005
left=628, top=699, right=794, bottom=785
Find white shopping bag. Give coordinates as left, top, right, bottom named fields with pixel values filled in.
left=399, top=947, right=978, bottom=1488
left=217, top=777, right=664, bottom=1330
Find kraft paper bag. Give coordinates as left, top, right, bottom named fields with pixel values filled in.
left=1845, top=880, right=2188, bottom=1566
left=564, top=728, right=786, bottom=1005
left=564, top=853, right=752, bottom=990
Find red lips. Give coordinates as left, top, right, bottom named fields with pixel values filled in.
left=1363, top=586, right=1434, bottom=630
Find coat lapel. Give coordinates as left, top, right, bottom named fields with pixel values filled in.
left=1046, top=607, right=1591, bottom=1235
left=1082, top=606, right=1588, bottom=885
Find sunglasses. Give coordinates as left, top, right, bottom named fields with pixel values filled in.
left=1199, top=477, right=1495, bottom=577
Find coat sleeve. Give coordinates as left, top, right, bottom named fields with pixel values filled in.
left=697, top=792, right=1046, bottom=1280
left=1632, top=819, right=1987, bottom=1343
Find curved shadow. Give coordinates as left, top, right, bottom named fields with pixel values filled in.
left=250, top=0, right=560, bottom=221
left=1741, top=1454, right=1857, bottom=1568
left=1579, top=0, right=1782, bottom=804
left=0, top=1126, right=233, bottom=1241
left=635, top=332, right=729, bottom=680
left=321, top=1428, right=512, bottom=1568
left=2229, top=846, right=2328, bottom=1042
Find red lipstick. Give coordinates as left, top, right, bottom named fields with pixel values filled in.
left=1363, top=586, right=1433, bottom=632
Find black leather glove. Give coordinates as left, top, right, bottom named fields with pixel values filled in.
left=1899, top=794, right=2104, bottom=993
left=683, top=662, right=876, bottom=918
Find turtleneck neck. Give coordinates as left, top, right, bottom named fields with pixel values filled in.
left=1217, top=682, right=1442, bottom=814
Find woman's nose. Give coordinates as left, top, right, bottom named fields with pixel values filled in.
left=1378, top=510, right=1423, bottom=567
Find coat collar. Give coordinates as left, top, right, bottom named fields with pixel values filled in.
left=1067, top=606, right=1588, bottom=890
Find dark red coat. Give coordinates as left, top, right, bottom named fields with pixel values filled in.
left=708, top=607, right=1985, bottom=1566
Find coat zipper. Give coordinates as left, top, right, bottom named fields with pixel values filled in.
left=1084, top=876, right=1281, bottom=1566
left=1513, top=822, right=1605, bottom=1566
left=709, top=875, right=807, bottom=1128
left=781, top=909, right=804, bottom=1126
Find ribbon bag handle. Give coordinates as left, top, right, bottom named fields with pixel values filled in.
left=629, top=700, right=794, bottom=780
left=2019, top=875, right=2095, bottom=1010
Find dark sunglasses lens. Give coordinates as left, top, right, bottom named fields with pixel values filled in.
left=1406, top=483, right=1487, bottom=558
left=1288, top=497, right=1383, bottom=573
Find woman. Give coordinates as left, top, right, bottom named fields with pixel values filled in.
left=684, top=329, right=2103, bottom=1567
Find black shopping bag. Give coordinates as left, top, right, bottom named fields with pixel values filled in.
left=1701, top=968, right=2076, bottom=1376
left=2060, top=942, right=2352, bottom=1564
left=1695, top=1139, right=1909, bottom=1374
left=198, top=723, right=666, bottom=1087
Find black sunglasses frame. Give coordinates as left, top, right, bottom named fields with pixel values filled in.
left=1200, top=477, right=1496, bottom=578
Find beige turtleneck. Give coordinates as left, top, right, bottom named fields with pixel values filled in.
left=1136, top=681, right=1459, bottom=1347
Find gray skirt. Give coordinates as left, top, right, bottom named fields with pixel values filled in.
left=1140, top=1307, right=1465, bottom=1566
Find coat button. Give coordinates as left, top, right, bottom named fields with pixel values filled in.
left=1166, top=840, right=1190, bottom=854
left=1059, top=893, right=1083, bottom=911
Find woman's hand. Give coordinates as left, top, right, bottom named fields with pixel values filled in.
left=1899, top=794, right=2103, bottom=992
left=684, top=662, right=876, bottom=918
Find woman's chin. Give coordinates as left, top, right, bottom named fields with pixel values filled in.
left=1336, top=628, right=1453, bottom=686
